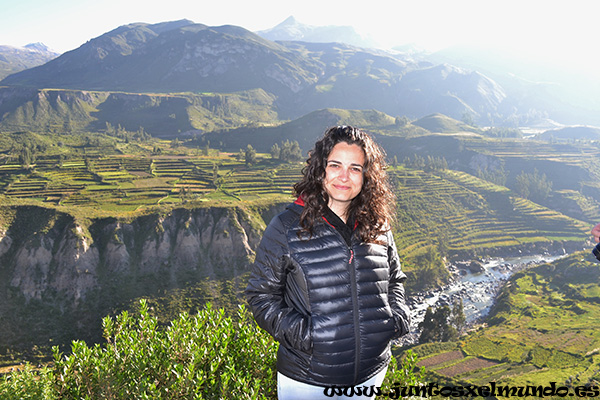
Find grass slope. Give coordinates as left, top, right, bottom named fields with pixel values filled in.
left=0, top=141, right=587, bottom=254
left=412, top=113, right=478, bottom=133
left=0, top=134, right=589, bottom=305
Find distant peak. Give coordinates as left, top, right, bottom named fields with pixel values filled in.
left=277, top=16, right=301, bottom=27
left=24, top=42, right=52, bottom=52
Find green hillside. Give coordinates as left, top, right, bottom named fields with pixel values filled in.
left=388, top=167, right=588, bottom=290
left=407, top=251, right=600, bottom=390
left=3, top=85, right=598, bottom=229
left=538, top=125, right=600, bottom=141
left=0, top=136, right=588, bottom=255
left=0, top=87, right=279, bottom=137
left=0, top=148, right=299, bottom=220
left=203, top=108, right=401, bottom=152
left=0, top=102, right=595, bottom=371
left=412, top=113, right=478, bottom=133
left=0, top=142, right=590, bottom=365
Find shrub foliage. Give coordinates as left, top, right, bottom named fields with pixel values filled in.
left=1, top=300, right=278, bottom=399
left=0, top=300, right=423, bottom=399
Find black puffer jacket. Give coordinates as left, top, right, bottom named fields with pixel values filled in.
left=245, top=201, right=410, bottom=387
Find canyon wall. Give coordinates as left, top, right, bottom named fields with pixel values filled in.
left=0, top=205, right=278, bottom=304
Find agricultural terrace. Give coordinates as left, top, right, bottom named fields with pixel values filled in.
left=0, top=152, right=302, bottom=217
left=389, top=168, right=588, bottom=261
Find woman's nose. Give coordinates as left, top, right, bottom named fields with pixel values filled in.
left=338, top=168, right=349, bottom=180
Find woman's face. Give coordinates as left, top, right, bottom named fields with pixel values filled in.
left=323, top=142, right=365, bottom=218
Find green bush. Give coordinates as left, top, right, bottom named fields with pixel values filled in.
left=1, top=300, right=278, bottom=399
left=378, top=349, right=425, bottom=399
left=0, top=363, right=55, bottom=400
left=0, top=300, right=422, bottom=399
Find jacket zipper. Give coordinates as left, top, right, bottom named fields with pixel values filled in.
left=325, top=221, right=361, bottom=384
left=348, top=246, right=361, bottom=384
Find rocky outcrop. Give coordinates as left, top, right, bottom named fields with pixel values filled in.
left=0, top=205, right=272, bottom=304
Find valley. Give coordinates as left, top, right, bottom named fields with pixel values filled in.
left=0, top=126, right=593, bottom=366
left=0, top=101, right=596, bottom=395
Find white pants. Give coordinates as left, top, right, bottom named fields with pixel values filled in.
left=277, top=366, right=388, bottom=400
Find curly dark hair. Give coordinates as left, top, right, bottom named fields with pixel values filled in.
left=293, top=125, right=395, bottom=243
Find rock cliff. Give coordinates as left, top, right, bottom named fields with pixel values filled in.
left=0, top=205, right=274, bottom=304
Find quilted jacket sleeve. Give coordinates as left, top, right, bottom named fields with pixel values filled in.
left=387, top=230, right=411, bottom=338
left=245, top=215, right=312, bottom=352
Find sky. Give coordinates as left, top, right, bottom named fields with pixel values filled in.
left=0, top=0, right=598, bottom=77
left=0, top=0, right=596, bottom=52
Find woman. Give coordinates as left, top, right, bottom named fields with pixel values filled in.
left=246, top=126, right=410, bottom=399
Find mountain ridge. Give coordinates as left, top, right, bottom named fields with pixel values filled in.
left=2, top=17, right=599, bottom=125
left=0, top=20, right=532, bottom=125
left=426, top=44, right=600, bottom=125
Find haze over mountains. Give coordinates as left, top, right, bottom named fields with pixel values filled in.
left=427, top=44, right=600, bottom=127
left=1, top=17, right=598, bottom=127
left=256, top=16, right=377, bottom=48
left=0, top=43, right=58, bottom=80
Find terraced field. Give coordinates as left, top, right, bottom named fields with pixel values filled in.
left=390, top=168, right=588, bottom=260
left=0, top=154, right=302, bottom=214
left=464, top=137, right=598, bottom=161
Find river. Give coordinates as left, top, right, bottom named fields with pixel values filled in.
left=400, top=253, right=565, bottom=345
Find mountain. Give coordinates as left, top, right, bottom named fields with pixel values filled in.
left=0, top=20, right=528, bottom=125
left=203, top=108, right=398, bottom=152
left=1, top=20, right=322, bottom=97
left=395, top=63, right=506, bottom=121
left=425, top=44, right=600, bottom=126
left=0, top=43, right=59, bottom=80
left=255, top=16, right=377, bottom=48
left=0, top=86, right=279, bottom=136
left=3, top=19, right=598, bottom=126
left=253, top=41, right=508, bottom=122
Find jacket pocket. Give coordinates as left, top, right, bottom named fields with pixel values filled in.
left=277, top=309, right=313, bottom=354
left=282, top=260, right=313, bottom=352
left=382, top=303, right=403, bottom=341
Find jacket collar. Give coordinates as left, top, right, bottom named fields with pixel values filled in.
left=292, top=196, right=358, bottom=233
